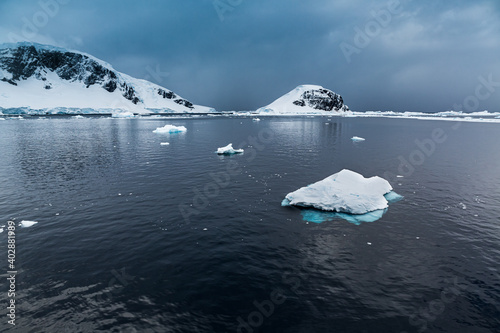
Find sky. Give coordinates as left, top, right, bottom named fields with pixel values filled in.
left=1, top=0, right=500, bottom=112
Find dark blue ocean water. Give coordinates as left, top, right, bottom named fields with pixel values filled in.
left=0, top=116, right=499, bottom=333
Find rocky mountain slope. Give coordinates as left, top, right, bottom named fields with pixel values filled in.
left=0, top=42, right=214, bottom=114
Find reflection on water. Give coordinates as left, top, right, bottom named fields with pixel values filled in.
left=0, top=116, right=499, bottom=332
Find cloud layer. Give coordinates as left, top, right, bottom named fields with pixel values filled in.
left=1, top=0, right=499, bottom=112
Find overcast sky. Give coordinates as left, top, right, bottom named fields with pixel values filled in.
left=1, top=0, right=500, bottom=112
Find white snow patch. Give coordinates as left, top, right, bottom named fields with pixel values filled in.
left=153, top=124, right=187, bottom=134
left=112, top=112, right=137, bottom=118
left=217, top=143, right=244, bottom=155
left=282, top=169, right=401, bottom=215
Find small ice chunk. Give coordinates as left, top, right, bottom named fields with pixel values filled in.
left=252, top=118, right=261, bottom=121
left=203, top=228, right=208, bottom=231
left=73, top=115, right=84, bottom=119
left=19, top=220, right=38, bottom=228
left=283, top=169, right=401, bottom=215
left=351, top=136, right=365, bottom=142
left=367, top=242, right=372, bottom=245
left=0, top=228, right=3, bottom=233
left=217, top=143, right=244, bottom=155
left=153, top=125, right=187, bottom=134
left=396, top=175, right=404, bottom=178
left=160, top=142, right=170, bottom=146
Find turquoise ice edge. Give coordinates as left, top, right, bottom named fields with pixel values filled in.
left=282, top=191, right=404, bottom=226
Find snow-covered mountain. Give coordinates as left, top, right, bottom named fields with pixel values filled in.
left=0, top=42, right=214, bottom=114
left=256, top=85, right=349, bottom=114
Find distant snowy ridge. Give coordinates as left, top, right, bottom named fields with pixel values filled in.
left=256, top=85, right=349, bottom=115
left=344, top=110, right=500, bottom=123
left=0, top=42, right=215, bottom=114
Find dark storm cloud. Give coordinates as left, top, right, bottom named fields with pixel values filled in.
left=1, top=0, right=499, bottom=112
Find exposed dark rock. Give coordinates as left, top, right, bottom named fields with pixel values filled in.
left=103, top=80, right=117, bottom=92
left=157, top=88, right=176, bottom=99
left=293, top=99, right=306, bottom=107
left=289, top=87, right=348, bottom=112
left=1, top=77, right=17, bottom=86
left=174, top=99, right=194, bottom=109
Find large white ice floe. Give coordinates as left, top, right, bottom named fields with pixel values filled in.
left=282, top=169, right=402, bottom=215
left=19, top=220, right=38, bottom=228
left=153, top=124, right=187, bottom=134
left=216, top=143, right=244, bottom=155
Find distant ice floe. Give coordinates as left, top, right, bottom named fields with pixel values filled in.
left=240, top=110, right=500, bottom=124
left=19, top=220, right=38, bottom=228
left=216, top=143, right=244, bottom=155
left=160, top=142, right=170, bottom=146
left=282, top=169, right=402, bottom=224
left=153, top=124, right=187, bottom=134
left=351, top=136, right=365, bottom=142
left=72, top=115, right=85, bottom=119
left=252, top=118, right=261, bottom=121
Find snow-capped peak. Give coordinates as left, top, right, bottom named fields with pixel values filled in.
left=0, top=42, right=214, bottom=114
left=256, top=84, right=349, bottom=114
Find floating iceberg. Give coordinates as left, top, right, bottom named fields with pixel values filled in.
left=351, top=136, right=365, bottom=142
left=160, top=142, right=170, bottom=146
left=216, top=143, right=244, bottom=155
left=153, top=124, right=187, bottom=134
left=73, top=115, right=85, bottom=119
left=252, top=118, right=261, bottom=122
left=19, top=220, right=38, bottom=228
left=282, top=169, right=402, bottom=215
